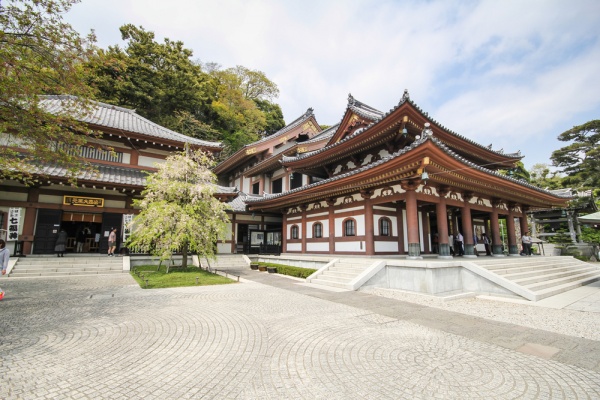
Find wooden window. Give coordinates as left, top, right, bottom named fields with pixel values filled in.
left=344, top=218, right=356, bottom=237
left=379, top=217, right=391, bottom=236
left=272, top=178, right=283, bottom=194
left=313, top=222, right=323, bottom=238
left=291, top=225, right=299, bottom=239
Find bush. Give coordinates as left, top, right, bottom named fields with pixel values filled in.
left=258, top=262, right=317, bottom=278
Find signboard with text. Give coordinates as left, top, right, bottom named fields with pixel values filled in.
left=63, top=196, right=104, bottom=207
left=7, top=208, right=21, bottom=241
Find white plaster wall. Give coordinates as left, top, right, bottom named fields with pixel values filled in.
left=334, top=206, right=364, bottom=214
left=242, top=176, right=251, bottom=193
left=39, top=194, right=63, bottom=204
left=104, top=199, right=126, bottom=208
left=374, top=241, right=398, bottom=252
left=307, top=220, right=329, bottom=238
left=335, top=241, right=365, bottom=252
left=138, top=155, right=164, bottom=168
left=287, top=243, right=302, bottom=252
left=307, top=242, right=329, bottom=252
left=217, top=242, right=231, bottom=254
left=0, top=192, right=27, bottom=201
left=335, top=215, right=365, bottom=236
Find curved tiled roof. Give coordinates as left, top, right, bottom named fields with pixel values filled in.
left=39, top=95, right=223, bottom=149
left=304, top=124, right=339, bottom=144
left=251, top=130, right=569, bottom=204
left=286, top=90, right=521, bottom=164
left=347, top=94, right=384, bottom=120
left=38, top=163, right=149, bottom=186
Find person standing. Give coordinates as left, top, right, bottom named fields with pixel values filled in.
left=108, top=228, right=117, bottom=257
left=455, top=231, right=464, bottom=256
left=0, top=239, right=9, bottom=275
left=483, top=233, right=491, bottom=256
left=54, top=229, right=68, bottom=257
left=448, top=234, right=454, bottom=256
left=521, top=231, right=533, bottom=256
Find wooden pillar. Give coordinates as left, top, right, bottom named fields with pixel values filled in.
left=461, top=192, right=475, bottom=257
left=327, top=198, right=336, bottom=255
left=402, top=181, right=421, bottom=259
left=281, top=209, right=288, bottom=254
left=396, top=203, right=405, bottom=254
left=436, top=187, right=451, bottom=258
left=422, top=212, right=430, bottom=254
left=361, top=190, right=374, bottom=255
left=506, top=207, right=518, bottom=256
left=300, top=204, right=307, bottom=254
left=22, top=187, right=40, bottom=255
left=230, top=213, right=237, bottom=253
left=491, top=199, right=504, bottom=256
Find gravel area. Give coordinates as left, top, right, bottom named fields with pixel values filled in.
left=363, top=287, right=600, bottom=342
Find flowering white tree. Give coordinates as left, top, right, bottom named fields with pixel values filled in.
left=127, top=149, right=230, bottom=271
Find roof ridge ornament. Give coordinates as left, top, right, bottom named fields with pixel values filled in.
left=348, top=93, right=355, bottom=106
left=305, top=107, right=314, bottom=116
left=402, top=89, right=410, bottom=101
left=423, top=122, right=433, bottom=138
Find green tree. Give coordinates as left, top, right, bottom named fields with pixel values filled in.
left=255, top=99, right=285, bottom=136
left=551, top=120, right=600, bottom=189
left=0, top=0, right=98, bottom=183
left=126, top=149, right=230, bottom=271
left=499, top=161, right=530, bottom=182
left=84, top=25, right=216, bottom=130
left=529, top=163, right=564, bottom=190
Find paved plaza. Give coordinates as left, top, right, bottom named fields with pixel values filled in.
left=1, top=270, right=600, bottom=399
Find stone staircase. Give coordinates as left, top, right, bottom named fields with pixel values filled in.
left=308, top=258, right=376, bottom=289
left=472, top=256, right=600, bottom=301
left=9, top=255, right=124, bottom=278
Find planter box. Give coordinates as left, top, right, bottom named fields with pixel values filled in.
left=250, top=263, right=259, bottom=270
left=258, top=266, right=267, bottom=272
left=267, top=267, right=277, bottom=274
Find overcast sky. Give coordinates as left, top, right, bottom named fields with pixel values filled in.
left=65, top=0, right=600, bottom=170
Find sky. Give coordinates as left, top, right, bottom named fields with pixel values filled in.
left=64, top=0, right=600, bottom=170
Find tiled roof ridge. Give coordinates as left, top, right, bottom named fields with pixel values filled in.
left=39, top=95, right=223, bottom=148
left=251, top=129, right=569, bottom=203
left=347, top=93, right=384, bottom=119
left=304, top=123, right=339, bottom=144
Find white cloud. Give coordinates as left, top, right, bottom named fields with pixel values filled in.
left=65, top=0, right=600, bottom=168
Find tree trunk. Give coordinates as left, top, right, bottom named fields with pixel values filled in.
left=182, top=242, right=188, bottom=269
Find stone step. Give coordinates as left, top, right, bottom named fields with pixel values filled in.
left=320, top=270, right=358, bottom=279
left=525, top=270, right=600, bottom=292
left=497, top=263, right=588, bottom=277
left=10, top=270, right=123, bottom=277
left=507, top=265, right=596, bottom=283
left=329, top=265, right=369, bottom=273
left=533, top=274, right=600, bottom=300
left=309, top=277, right=351, bottom=289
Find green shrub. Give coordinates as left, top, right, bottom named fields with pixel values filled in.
left=258, top=262, right=317, bottom=278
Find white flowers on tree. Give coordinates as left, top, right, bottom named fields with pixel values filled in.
left=127, top=149, right=230, bottom=271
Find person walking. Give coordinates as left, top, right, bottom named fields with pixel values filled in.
left=0, top=239, right=9, bottom=275
left=521, top=231, right=533, bottom=256
left=54, top=229, right=68, bottom=257
left=107, top=228, right=117, bottom=257
left=483, top=233, right=491, bottom=256
left=455, top=231, right=464, bottom=256
left=76, top=229, right=85, bottom=253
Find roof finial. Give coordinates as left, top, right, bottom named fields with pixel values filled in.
left=422, top=122, right=433, bottom=138
left=306, top=107, right=314, bottom=116
left=402, top=89, right=410, bottom=101
left=348, top=93, right=355, bottom=105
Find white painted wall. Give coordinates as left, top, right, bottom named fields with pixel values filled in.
left=307, top=242, right=329, bottom=252
left=335, top=215, right=365, bottom=237
left=138, top=155, right=164, bottom=168
left=375, top=241, right=398, bottom=252
left=287, top=243, right=302, bottom=252
left=335, top=241, right=365, bottom=252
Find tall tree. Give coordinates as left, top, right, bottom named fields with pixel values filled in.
left=126, top=149, right=230, bottom=270
left=84, top=24, right=216, bottom=130
left=254, top=99, right=285, bottom=136
left=551, top=120, right=600, bottom=189
left=0, top=0, right=98, bottom=183
left=529, top=163, right=564, bottom=190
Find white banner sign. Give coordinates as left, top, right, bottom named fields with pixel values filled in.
left=7, top=208, right=21, bottom=241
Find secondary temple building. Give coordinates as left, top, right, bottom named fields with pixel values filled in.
left=216, top=90, right=571, bottom=258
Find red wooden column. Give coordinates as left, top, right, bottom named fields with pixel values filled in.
left=436, top=186, right=452, bottom=258
left=461, top=192, right=476, bottom=258
left=22, top=187, right=40, bottom=255
left=396, top=203, right=405, bottom=254
left=506, top=210, right=518, bottom=256
left=327, top=198, right=336, bottom=255
left=361, top=190, right=374, bottom=255
left=490, top=199, right=504, bottom=256
left=300, top=204, right=307, bottom=254
left=402, top=180, right=421, bottom=259
left=281, top=209, right=288, bottom=254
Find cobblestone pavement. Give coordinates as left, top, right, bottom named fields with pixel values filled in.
left=1, top=273, right=600, bottom=399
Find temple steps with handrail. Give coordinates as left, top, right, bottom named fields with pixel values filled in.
left=8, top=255, right=123, bottom=277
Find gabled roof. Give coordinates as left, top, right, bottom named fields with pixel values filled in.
left=213, top=108, right=321, bottom=175
left=283, top=90, right=522, bottom=170
left=249, top=131, right=569, bottom=211
left=37, top=162, right=149, bottom=187
left=326, top=94, right=383, bottom=146
left=39, top=95, right=223, bottom=150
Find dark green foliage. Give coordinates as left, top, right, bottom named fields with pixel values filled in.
left=254, top=99, right=285, bottom=136
left=551, top=120, right=600, bottom=189
left=258, top=262, right=317, bottom=278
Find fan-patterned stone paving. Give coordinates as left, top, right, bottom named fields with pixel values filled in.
left=0, top=275, right=598, bottom=399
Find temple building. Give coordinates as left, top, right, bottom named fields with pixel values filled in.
left=219, top=90, right=571, bottom=258
left=0, top=95, right=223, bottom=255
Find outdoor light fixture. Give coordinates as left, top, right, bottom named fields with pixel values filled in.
left=421, top=170, right=429, bottom=181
